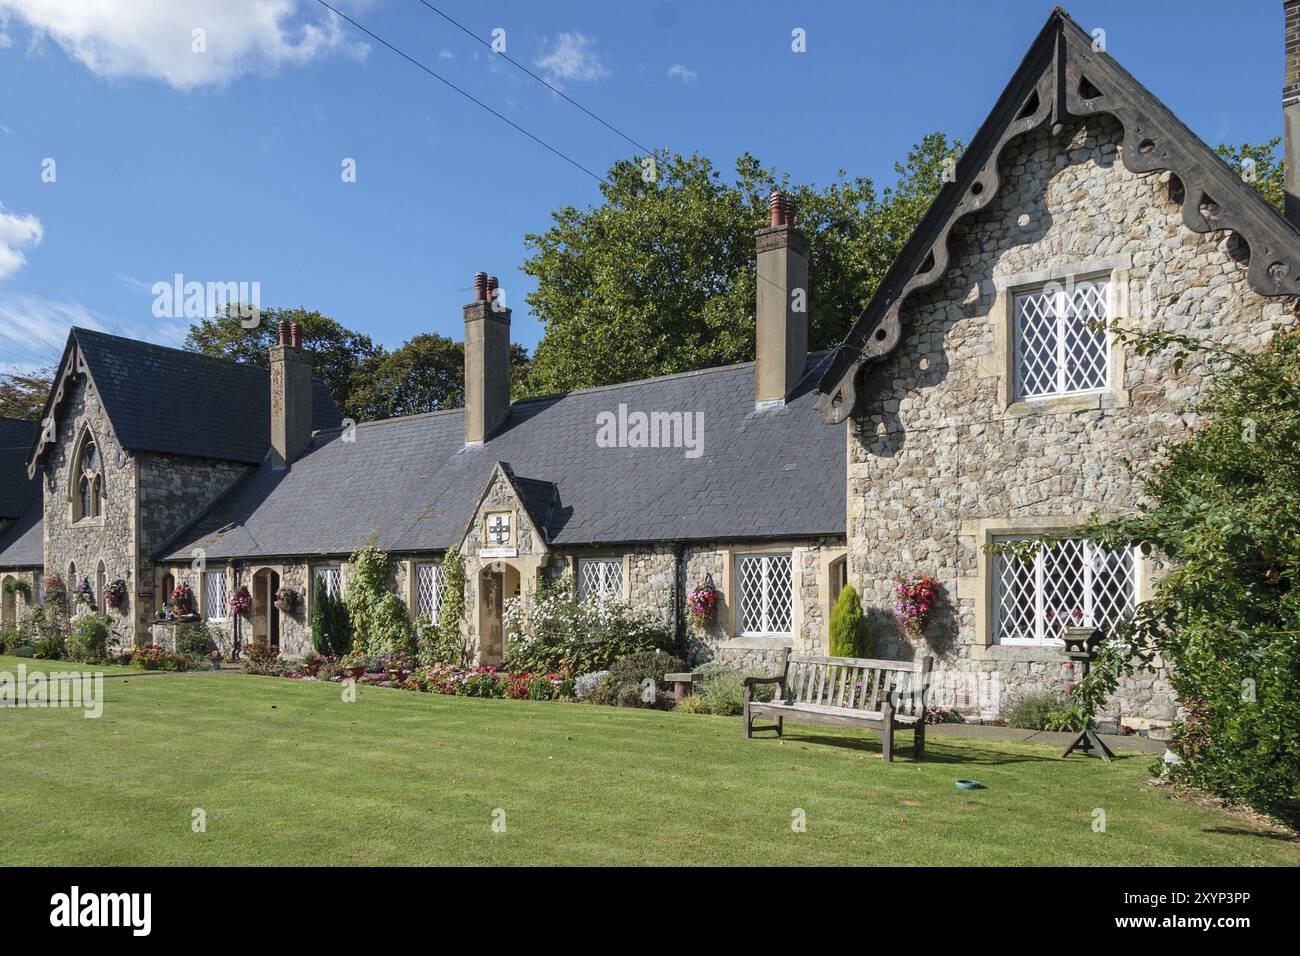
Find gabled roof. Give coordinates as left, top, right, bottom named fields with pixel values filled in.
left=0, top=417, right=40, bottom=519
left=0, top=504, right=42, bottom=569
left=816, top=6, right=1300, bottom=422
left=158, top=354, right=846, bottom=561
left=458, top=462, right=557, bottom=550
left=28, top=328, right=342, bottom=472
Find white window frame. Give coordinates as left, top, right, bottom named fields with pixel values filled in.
left=313, top=564, right=343, bottom=600
left=1013, top=279, right=1110, bottom=401
left=203, top=569, right=228, bottom=622
left=415, top=562, right=444, bottom=623
left=992, top=536, right=1137, bottom=646
left=576, top=558, right=623, bottom=603
left=736, top=553, right=794, bottom=637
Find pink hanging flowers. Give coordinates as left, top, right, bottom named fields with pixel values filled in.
left=688, top=575, right=719, bottom=628
left=895, top=576, right=942, bottom=640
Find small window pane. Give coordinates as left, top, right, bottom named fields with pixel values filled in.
left=416, top=563, right=444, bottom=622
left=313, top=565, right=342, bottom=600
left=1015, top=280, right=1109, bottom=400
left=737, top=554, right=793, bottom=636
left=203, top=569, right=228, bottom=621
left=994, top=537, right=1135, bottom=644
left=577, top=559, right=622, bottom=602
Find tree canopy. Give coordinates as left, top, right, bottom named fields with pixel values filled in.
left=1217, top=137, right=1284, bottom=213
left=522, top=137, right=959, bottom=394
left=0, top=368, right=53, bottom=421
left=185, top=307, right=531, bottom=422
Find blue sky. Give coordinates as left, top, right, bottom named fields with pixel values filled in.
left=0, top=0, right=1286, bottom=374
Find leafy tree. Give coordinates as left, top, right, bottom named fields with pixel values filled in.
left=1004, top=325, right=1300, bottom=825
left=522, top=137, right=958, bottom=393
left=1217, top=138, right=1284, bottom=214
left=185, top=306, right=379, bottom=420
left=828, top=584, right=873, bottom=658
left=348, top=334, right=533, bottom=422
left=0, top=368, right=53, bottom=420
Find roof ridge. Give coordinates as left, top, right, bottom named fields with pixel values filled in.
left=511, top=349, right=833, bottom=407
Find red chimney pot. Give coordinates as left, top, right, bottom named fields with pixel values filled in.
left=769, top=191, right=783, bottom=227
left=277, top=319, right=288, bottom=346
left=290, top=322, right=302, bottom=349
left=474, top=271, right=488, bottom=301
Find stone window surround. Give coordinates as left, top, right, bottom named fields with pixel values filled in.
left=955, top=515, right=1153, bottom=663
left=405, top=557, right=445, bottom=623
left=714, top=541, right=845, bottom=653
left=68, top=424, right=106, bottom=527
left=309, top=563, right=345, bottom=607
left=201, top=566, right=229, bottom=622
left=985, top=254, right=1133, bottom=417
left=562, top=550, right=631, bottom=602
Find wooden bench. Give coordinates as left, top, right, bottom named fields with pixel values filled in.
left=743, top=650, right=933, bottom=762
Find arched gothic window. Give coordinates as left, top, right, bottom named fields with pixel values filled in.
left=72, top=431, right=104, bottom=521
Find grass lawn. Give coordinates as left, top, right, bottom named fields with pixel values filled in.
left=3, top=672, right=1296, bottom=866
left=0, top=653, right=144, bottom=676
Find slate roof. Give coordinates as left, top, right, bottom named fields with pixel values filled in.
left=0, top=504, right=42, bottom=569
left=160, top=354, right=845, bottom=561
left=0, top=417, right=40, bottom=518
left=40, top=329, right=341, bottom=466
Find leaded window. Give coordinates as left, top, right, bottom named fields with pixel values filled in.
left=1014, top=280, right=1109, bottom=400
left=737, top=553, right=793, bottom=636
left=577, top=558, right=622, bottom=602
left=74, top=436, right=104, bottom=521
left=313, top=565, right=342, bottom=600
left=415, top=562, right=445, bottom=622
left=203, top=569, right=228, bottom=621
left=994, top=537, right=1136, bottom=645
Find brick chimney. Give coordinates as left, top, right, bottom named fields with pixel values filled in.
left=269, top=319, right=313, bottom=468
left=1286, top=1, right=1300, bottom=225
left=464, top=271, right=511, bottom=444
left=754, top=191, right=809, bottom=406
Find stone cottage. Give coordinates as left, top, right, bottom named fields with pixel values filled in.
left=3, top=7, right=1298, bottom=729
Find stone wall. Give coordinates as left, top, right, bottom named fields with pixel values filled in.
left=0, top=569, right=40, bottom=626
left=136, top=452, right=248, bottom=635
left=41, top=374, right=136, bottom=649
left=844, top=115, right=1285, bottom=729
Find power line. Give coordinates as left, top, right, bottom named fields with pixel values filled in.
left=314, top=0, right=608, bottom=184
left=410, top=0, right=653, bottom=156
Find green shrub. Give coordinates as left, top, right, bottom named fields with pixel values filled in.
left=1003, top=691, right=1076, bottom=731
left=346, top=546, right=413, bottom=658
left=310, top=580, right=352, bottom=656
left=33, top=630, right=65, bottom=660
left=503, top=577, right=678, bottom=675
left=828, top=584, right=873, bottom=658
left=681, top=664, right=777, bottom=716
left=131, top=643, right=192, bottom=671
left=1027, top=326, right=1300, bottom=824
left=10, top=644, right=35, bottom=658
left=66, top=614, right=111, bottom=664
left=175, top=623, right=218, bottom=661
left=0, top=621, right=20, bottom=654
left=239, top=639, right=284, bottom=676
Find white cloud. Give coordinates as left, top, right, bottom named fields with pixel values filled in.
left=534, top=32, right=608, bottom=85
left=0, top=0, right=369, bottom=90
left=666, top=64, right=696, bottom=83
left=0, top=294, right=189, bottom=372
left=0, top=203, right=42, bottom=279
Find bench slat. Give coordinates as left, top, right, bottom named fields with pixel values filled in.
left=789, top=654, right=924, bottom=672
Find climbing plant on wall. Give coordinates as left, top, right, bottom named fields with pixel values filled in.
left=345, top=545, right=414, bottom=658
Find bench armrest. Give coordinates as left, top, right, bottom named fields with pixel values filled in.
left=743, top=675, right=783, bottom=687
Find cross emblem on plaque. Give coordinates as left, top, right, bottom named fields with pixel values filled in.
left=488, top=514, right=511, bottom=546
